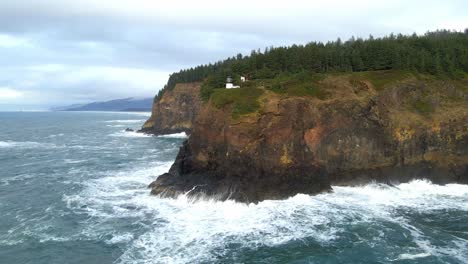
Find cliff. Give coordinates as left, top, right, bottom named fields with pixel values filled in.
left=150, top=72, right=468, bottom=203
left=140, top=82, right=202, bottom=134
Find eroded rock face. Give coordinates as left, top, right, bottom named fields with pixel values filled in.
left=150, top=77, right=468, bottom=203
left=140, top=82, right=202, bottom=135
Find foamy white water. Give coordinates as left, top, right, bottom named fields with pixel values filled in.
left=109, top=131, right=153, bottom=138
left=157, top=132, right=188, bottom=139
left=117, top=112, right=152, bottom=117
left=0, top=141, right=57, bottom=149
left=65, top=158, right=468, bottom=264
left=104, top=120, right=147, bottom=123
left=1, top=112, right=466, bottom=264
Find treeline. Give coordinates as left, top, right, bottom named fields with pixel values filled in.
left=155, top=29, right=468, bottom=101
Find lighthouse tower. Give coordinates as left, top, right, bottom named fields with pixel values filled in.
left=226, top=76, right=234, bottom=89
left=225, top=76, right=240, bottom=89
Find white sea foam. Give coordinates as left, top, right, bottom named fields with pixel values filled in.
left=47, top=133, right=64, bottom=138
left=104, top=111, right=151, bottom=117
left=0, top=141, right=57, bottom=149
left=82, top=111, right=150, bottom=116
left=0, top=173, right=37, bottom=186
left=157, top=132, right=188, bottom=139
left=122, top=112, right=151, bottom=117
left=64, top=158, right=468, bottom=264
left=117, top=180, right=468, bottom=264
left=109, top=131, right=153, bottom=138
left=106, top=124, right=126, bottom=128
left=396, top=252, right=431, bottom=260
left=106, top=233, right=134, bottom=244
left=331, top=180, right=468, bottom=211
left=63, top=159, right=87, bottom=164
left=104, top=120, right=146, bottom=123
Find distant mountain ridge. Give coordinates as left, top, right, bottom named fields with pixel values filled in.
left=52, top=97, right=153, bottom=112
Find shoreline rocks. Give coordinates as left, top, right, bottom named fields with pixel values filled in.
left=149, top=76, right=468, bottom=203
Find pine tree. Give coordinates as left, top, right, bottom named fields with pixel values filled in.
left=155, top=30, right=468, bottom=100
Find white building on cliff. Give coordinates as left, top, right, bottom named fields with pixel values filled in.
left=226, top=76, right=247, bottom=89
left=225, top=76, right=240, bottom=89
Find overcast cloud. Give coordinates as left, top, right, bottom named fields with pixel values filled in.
left=0, top=0, right=466, bottom=110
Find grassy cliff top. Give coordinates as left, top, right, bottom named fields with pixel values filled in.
left=208, top=70, right=467, bottom=119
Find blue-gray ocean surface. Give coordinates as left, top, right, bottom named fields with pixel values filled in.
left=0, top=111, right=467, bottom=264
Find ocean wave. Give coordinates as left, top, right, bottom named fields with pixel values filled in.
left=105, top=233, right=134, bottom=245
left=0, top=141, right=57, bottom=149
left=0, top=204, right=77, bottom=247
left=104, top=120, right=146, bottom=123
left=119, top=112, right=151, bottom=117
left=64, top=161, right=173, bottom=218
left=125, top=180, right=467, bottom=264
left=63, top=159, right=87, bottom=164
left=157, top=132, right=188, bottom=139
left=331, top=180, right=468, bottom=211
left=47, top=133, right=64, bottom=138
left=65, top=161, right=468, bottom=264
left=0, top=173, right=36, bottom=186
left=396, top=252, right=431, bottom=260
left=95, top=111, right=151, bottom=117
left=108, top=131, right=153, bottom=138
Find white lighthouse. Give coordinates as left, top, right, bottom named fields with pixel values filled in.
left=226, top=76, right=240, bottom=89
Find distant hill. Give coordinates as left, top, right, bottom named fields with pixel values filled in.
left=50, top=103, right=86, bottom=111
left=53, top=97, right=153, bottom=112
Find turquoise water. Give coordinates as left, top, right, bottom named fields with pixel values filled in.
left=0, top=112, right=467, bottom=264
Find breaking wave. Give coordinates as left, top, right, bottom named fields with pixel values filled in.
left=64, top=159, right=468, bottom=264
left=157, top=132, right=188, bottom=139
left=47, top=133, right=64, bottom=138
left=3, top=112, right=466, bottom=263
left=118, top=112, right=151, bottom=117
left=0, top=141, right=57, bottom=149
left=108, top=131, right=153, bottom=138
left=104, top=120, right=146, bottom=123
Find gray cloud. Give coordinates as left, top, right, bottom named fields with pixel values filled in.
left=0, top=0, right=466, bottom=110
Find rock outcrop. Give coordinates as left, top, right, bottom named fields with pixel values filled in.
left=150, top=74, right=468, bottom=203
left=140, top=82, right=202, bottom=135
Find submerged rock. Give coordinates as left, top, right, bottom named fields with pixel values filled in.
left=149, top=75, right=468, bottom=203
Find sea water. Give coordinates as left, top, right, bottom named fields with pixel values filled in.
left=0, top=111, right=467, bottom=264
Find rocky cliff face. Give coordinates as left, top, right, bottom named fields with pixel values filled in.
left=141, top=82, right=202, bottom=135
left=150, top=74, right=468, bottom=203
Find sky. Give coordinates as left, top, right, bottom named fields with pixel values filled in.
left=0, top=0, right=467, bottom=110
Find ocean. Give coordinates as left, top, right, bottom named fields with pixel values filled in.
left=0, top=111, right=467, bottom=264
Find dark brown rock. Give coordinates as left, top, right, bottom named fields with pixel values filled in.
left=150, top=76, right=468, bottom=203
left=140, top=82, right=202, bottom=135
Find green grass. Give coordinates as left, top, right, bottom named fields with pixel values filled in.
left=211, top=87, right=264, bottom=119
left=263, top=71, right=327, bottom=99
left=453, top=77, right=468, bottom=94
left=350, top=70, right=414, bottom=90
left=412, top=99, right=433, bottom=115
left=284, top=83, right=326, bottom=98
left=206, top=70, right=463, bottom=119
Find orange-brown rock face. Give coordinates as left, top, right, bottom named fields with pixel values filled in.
left=141, top=82, right=202, bottom=135
left=150, top=76, right=468, bottom=203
